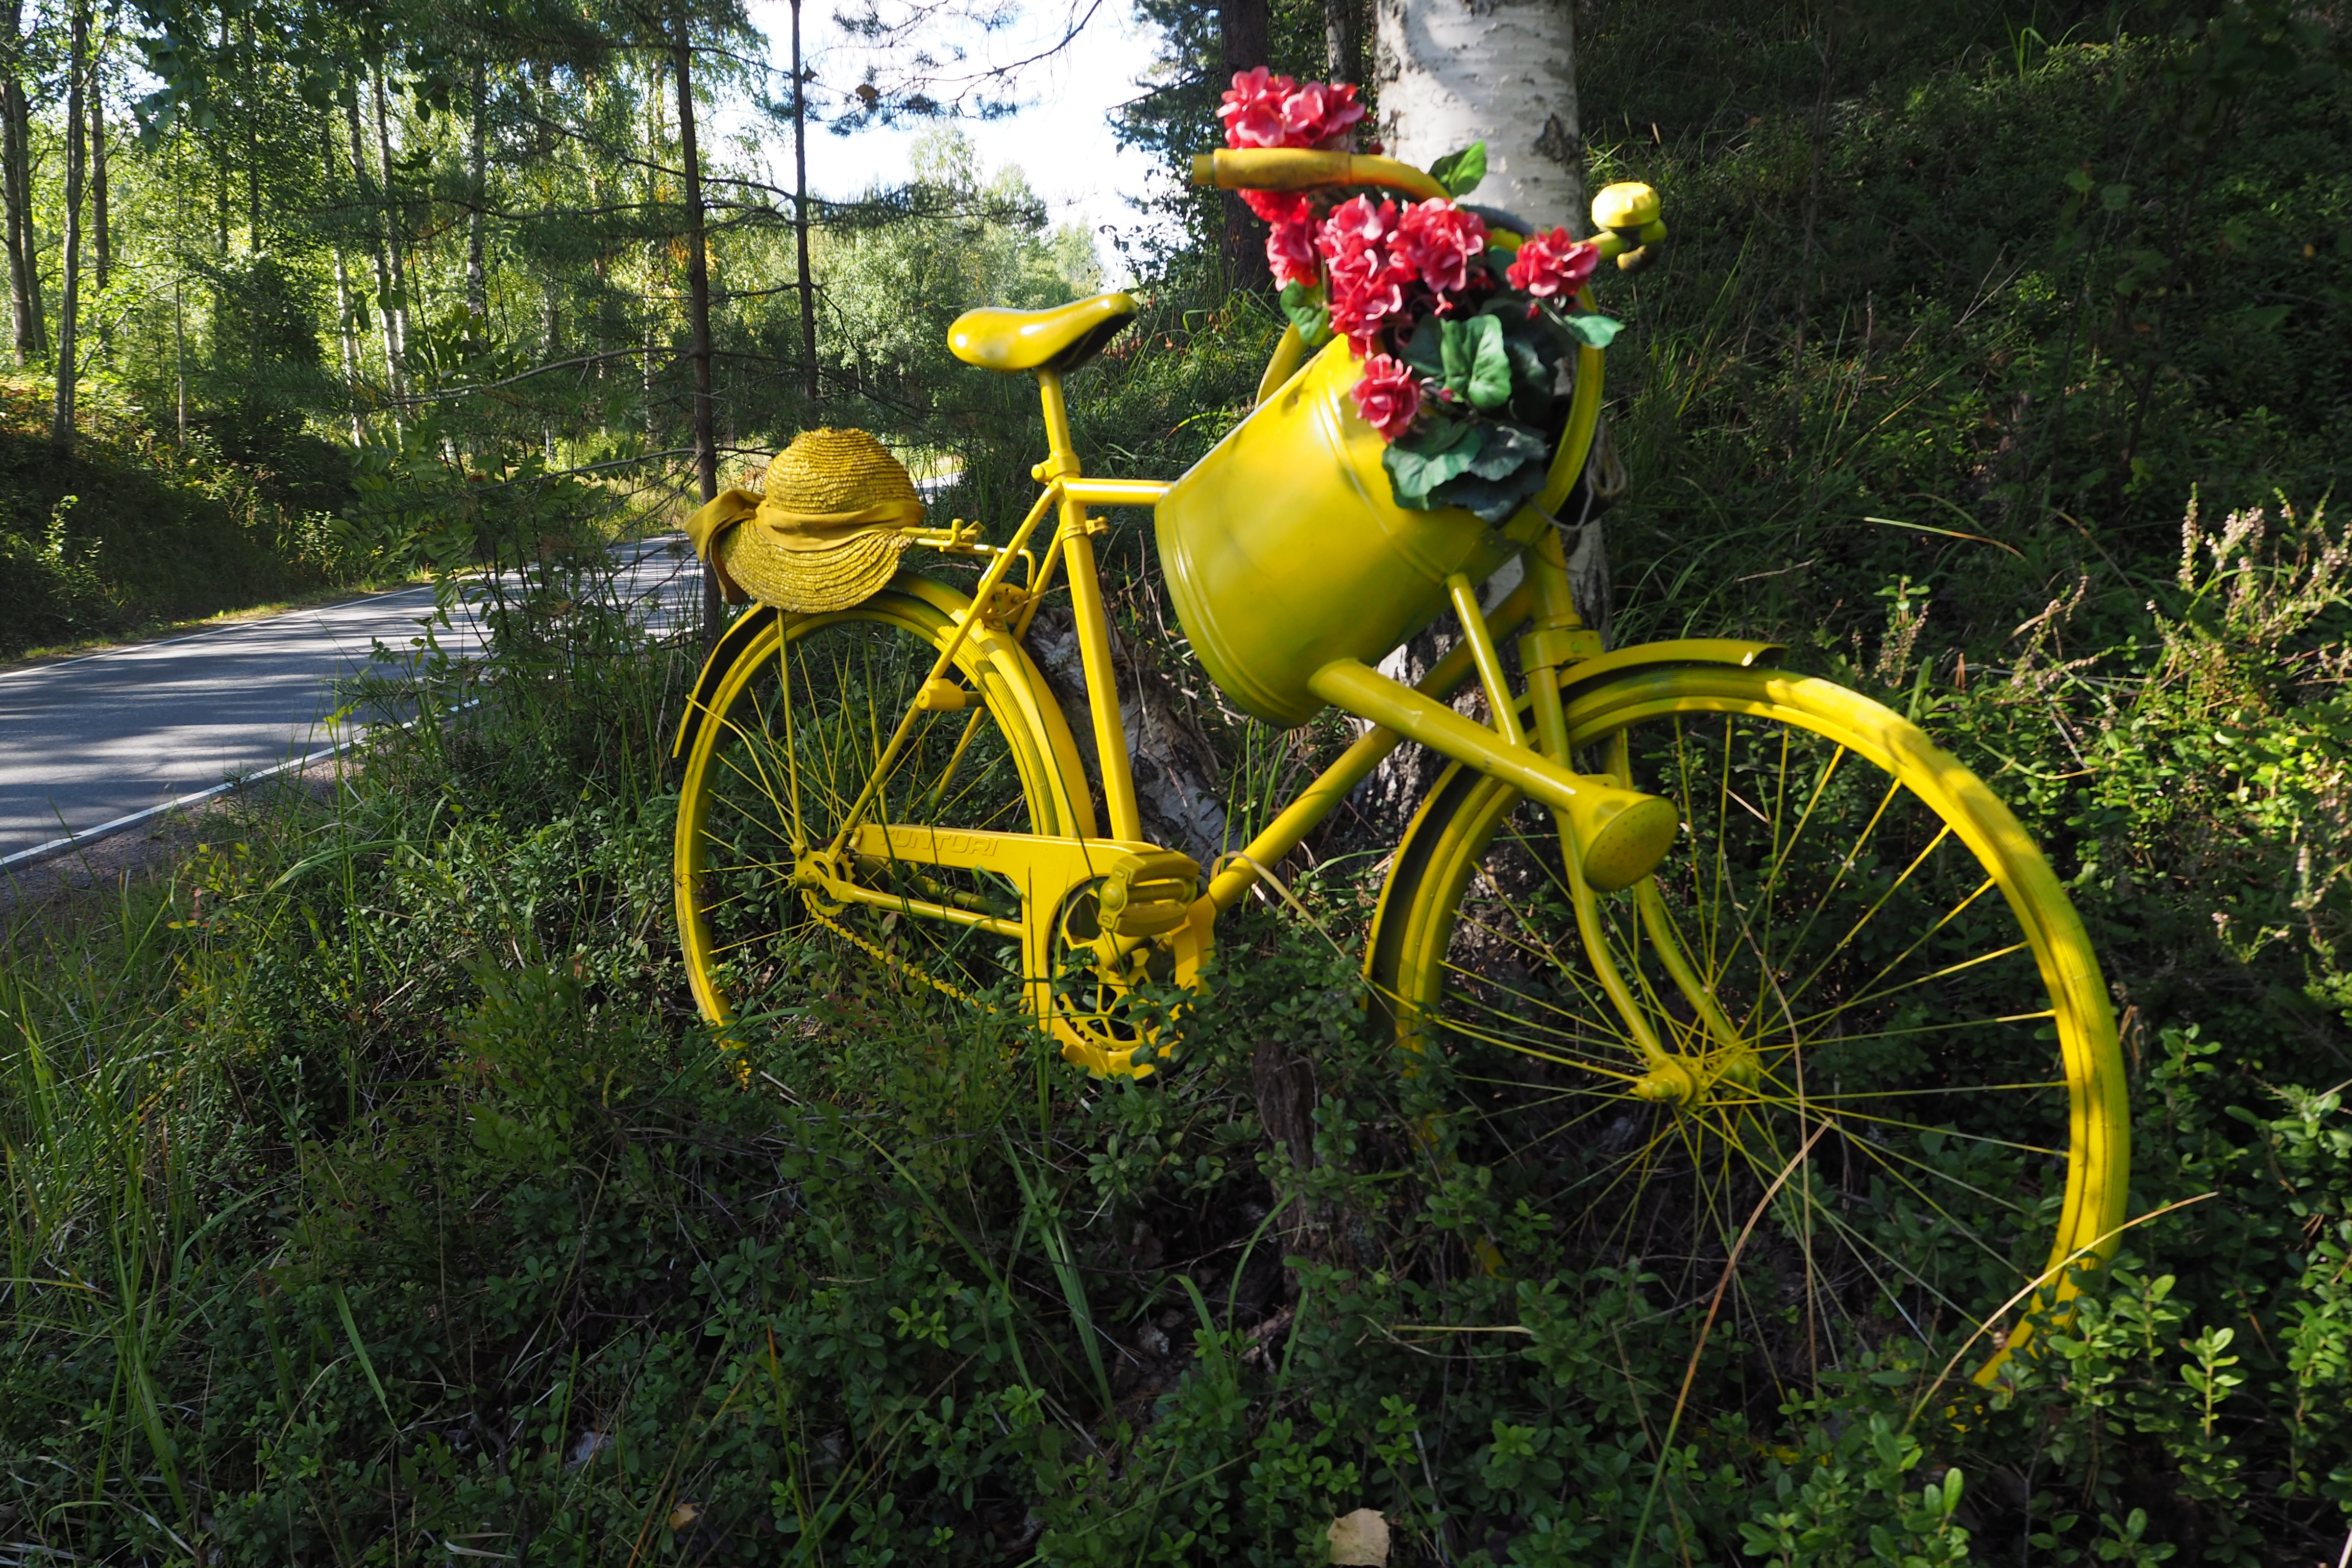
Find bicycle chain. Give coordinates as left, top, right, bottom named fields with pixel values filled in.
left=801, top=892, right=977, bottom=1006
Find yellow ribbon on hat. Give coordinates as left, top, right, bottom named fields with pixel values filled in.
left=749, top=495, right=926, bottom=549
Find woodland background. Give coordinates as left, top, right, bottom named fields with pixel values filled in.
left=4, top=0, right=2352, bottom=1563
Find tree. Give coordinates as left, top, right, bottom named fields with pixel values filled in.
left=52, top=0, right=88, bottom=449
left=1375, top=0, right=1605, bottom=633
left=1373, top=0, right=1582, bottom=230
left=3, top=0, right=42, bottom=363
left=1217, top=0, right=1269, bottom=289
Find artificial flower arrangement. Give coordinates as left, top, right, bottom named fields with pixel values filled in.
left=1219, top=68, right=1623, bottom=524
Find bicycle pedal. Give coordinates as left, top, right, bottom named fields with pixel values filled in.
left=1098, top=850, right=1199, bottom=938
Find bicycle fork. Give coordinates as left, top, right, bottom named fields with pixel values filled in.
left=1483, top=530, right=1754, bottom=1105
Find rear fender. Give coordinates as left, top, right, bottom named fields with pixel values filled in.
left=672, top=604, right=780, bottom=763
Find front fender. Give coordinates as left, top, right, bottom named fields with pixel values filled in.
left=1553, top=638, right=1785, bottom=701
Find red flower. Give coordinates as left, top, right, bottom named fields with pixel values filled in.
left=1280, top=81, right=1365, bottom=150
left=1223, top=70, right=1365, bottom=152
left=1219, top=67, right=1299, bottom=149
left=1391, top=199, right=1487, bottom=296
left=1242, top=188, right=1312, bottom=226
left=1318, top=194, right=1394, bottom=255
left=1505, top=226, right=1602, bottom=302
left=1351, top=353, right=1425, bottom=442
left=1266, top=216, right=1320, bottom=287
left=1325, top=246, right=1410, bottom=356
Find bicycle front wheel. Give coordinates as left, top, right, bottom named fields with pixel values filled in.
left=675, top=587, right=1081, bottom=1026
left=1368, top=663, right=2127, bottom=1397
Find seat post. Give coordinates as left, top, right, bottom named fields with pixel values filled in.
left=1034, top=369, right=1143, bottom=842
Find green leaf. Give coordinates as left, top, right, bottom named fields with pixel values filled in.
left=1429, top=142, right=1487, bottom=198
left=1384, top=419, right=1484, bottom=510
left=1401, top=315, right=1449, bottom=380
left=1554, top=311, right=1625, bottom=348
left=1278, top=281, right=1333, bottom=348
left=1464, top=421, right=1550, bottom=481
left=1437, top=316, right=1513, bottom=410
left=1428, top=464, right=1549, bottom=525
left=1466, top=316, right=1513, bottom=409
left=1429, top=422, right=1553, bottom=523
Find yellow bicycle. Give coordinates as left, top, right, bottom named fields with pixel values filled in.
left=671, top=149, right=2127, bottom=1385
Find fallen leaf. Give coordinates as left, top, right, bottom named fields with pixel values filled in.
left=1328, top=1508, right=1389, bottom=1566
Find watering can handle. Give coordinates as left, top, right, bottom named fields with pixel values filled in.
left=1190, top=148, right=1448, bottom=204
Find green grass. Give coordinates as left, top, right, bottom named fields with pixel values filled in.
left=3, top=491, right=2350, bottom=1563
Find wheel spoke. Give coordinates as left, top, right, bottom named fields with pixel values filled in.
left=680, top=609, right=1040, bottom=1023
left=1379, top=669, right=2124, bottom=1412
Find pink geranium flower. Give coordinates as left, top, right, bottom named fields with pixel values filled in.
left=1219, top=67, right=1298, bottom=149
left=1325, top=246, right=1410, bottom=357
left=1351, top=354, right=1425, bottom=442
left=1280, top=81, right=1365, bottom=149
left=1242, top=188, right=1312, bottom=226
left=1505, top=226, right=1602, bottom=303
left=1390, top=199, right=1487, bottom=296
left=1317, top=194, right=1394, bottom=255
left=1266, top=217, right=1320, bottom=287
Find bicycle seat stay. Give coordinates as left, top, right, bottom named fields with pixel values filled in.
left=949, top=292, right=1137, bottom=374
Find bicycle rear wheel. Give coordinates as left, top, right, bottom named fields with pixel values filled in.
left=675, top=589, right=1080, bottom=1026
left=1368, top=663, right=2127, bottom=1400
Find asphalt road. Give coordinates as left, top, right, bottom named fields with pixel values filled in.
left=0, top=538, right=700, bottom=866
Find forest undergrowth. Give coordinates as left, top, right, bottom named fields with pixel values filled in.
left=0, top=375, right=395, bottom=659
left=3, top=493, right=2350, bottom=1567
left=4, top=7, right=2351, bottom=1565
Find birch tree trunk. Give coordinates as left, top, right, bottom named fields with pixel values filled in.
left=88, top=40, right=105, bottom=295
left=464, top=57, right=486, bottom=327
left=2, top=0, right=42, bottom=365
left=371, top=63, right=412, bottom=403
left=1374, top=0, right=1583, bottom=230
left=1323, top=0, right=1360, bottom=86
left=790, top=0, right=817, bottom=401
left=326, top=141, right=363, bottom=441
left=1375, top=0, right=1606, bottom=634
left=241, top=16, right=259, bottom=246
left=642, top=60, right=663, bottom=445
left=50, top=0, right=86, bottom=450
left=672, top=6, right=722, bottom=645
left=347, top=87, right=401, bottom=415
left=1352, top=0, right=1605, bottom=844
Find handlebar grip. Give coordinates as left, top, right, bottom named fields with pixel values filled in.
left=1590, top=181, right=1668, bottom=271
left=1190, top=148, right=1449, bottom=203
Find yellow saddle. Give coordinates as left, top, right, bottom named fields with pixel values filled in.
left=949, top=292, right=1138, bottom=374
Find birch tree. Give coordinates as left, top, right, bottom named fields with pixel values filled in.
left=51, top=0, right=87, bottom=449
left=1375, top=0, right=1606, bottom=633
left=1374, top=0, right=1583, bottom=230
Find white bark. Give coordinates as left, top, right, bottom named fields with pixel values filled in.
left=1375, top=0, right=1607, bottom=634
left=371, top=64, right=412, bottom=404
left=1374, top=0, right=1584, bottom=232
left=1356, top=0, right=1605, bottom=845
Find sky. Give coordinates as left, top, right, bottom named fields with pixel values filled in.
left=739, top=0, right=1174, bottom=284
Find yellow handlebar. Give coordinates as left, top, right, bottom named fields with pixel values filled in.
left=1590, top=181, right=1668, bottom=272
left=1195, top=154, right=1668, bottom=271
left=1190, top=148, right=1449, bottom=204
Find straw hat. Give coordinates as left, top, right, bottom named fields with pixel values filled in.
left=696, top=429, right=926, bottom=613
